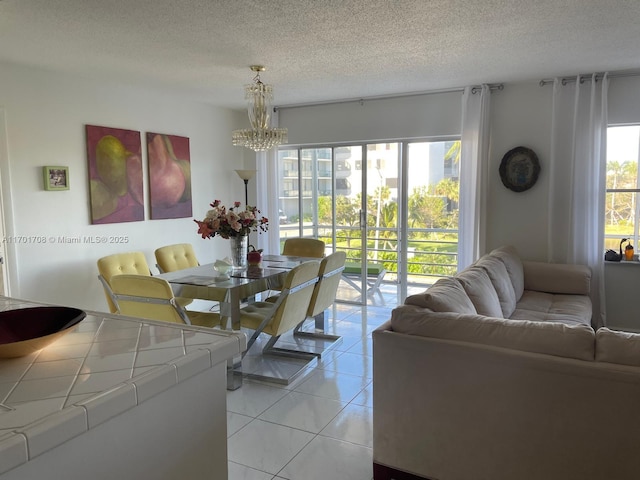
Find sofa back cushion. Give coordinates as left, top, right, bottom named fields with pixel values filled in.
left=523, top=261, right=591, bottom=295
left=490, top=246, right=525, bottom=301
left=390, top=307, right=595, bottom=361
left=404, top=277, right=476, bottom=314
left=596, top=327, right=640, bottom=366
left=457, top=267, right=504, bottom=318
left=475, top=255, right=517, bottom=318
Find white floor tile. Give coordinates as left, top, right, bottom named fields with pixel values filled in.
left=227, top=381, right=289, bottom=417
left=314, top=348, right=345, bottom=368
left=318, top=351, right=373, bottom=379
left=328, top=320, right=375, bottom=338
left=320, top=403, right=373, bottom=447
left=277, top=435, right=373, bottom=480
left=228, top=419, right=314, bottom=474
left=259, top=391, right=346, bottom=433
left=350, top=381, right=373, bottom=408
left=346, top=338, right=374, bottom=357
left=227, top=411, right=254, bottom=437
left=228, top=461, right=275, bottom=480
left=340, top=309, right=391, bottom=327
left=292, top=369, right=369, bottom=403
left=225, top=297, right=401, bottom=480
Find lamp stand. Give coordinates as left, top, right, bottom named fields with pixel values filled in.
left=235, top=169, right=256, bottom=208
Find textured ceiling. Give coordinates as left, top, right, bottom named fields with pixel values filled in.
left=1, top=0, right=639, bottom=109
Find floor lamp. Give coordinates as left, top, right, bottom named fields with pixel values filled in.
left=235, top=169, right=256, bottom=207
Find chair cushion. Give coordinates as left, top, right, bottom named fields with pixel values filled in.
left=155, top=243, right=199, bottom=272
left=404, top=277, right=476, bottom=315
left=282, top=238, right=325, bottom=258
left=308, top=251, right=346, bottom=317
left=457, top=267, right=503, bottom=318
left=343, top=262, right=385, bottom=275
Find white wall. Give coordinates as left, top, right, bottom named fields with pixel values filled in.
left=0, top=62, right=247, bottom=312
left=278, top=78, right=640, bottom=264
left=278, top=83, right=553, bottom=260
left=485, top=81, right=552, bottom=261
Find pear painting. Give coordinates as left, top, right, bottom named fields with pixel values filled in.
left=147, top=133, right=192, bottom=220
left=86, top=125, right=144, bottom=224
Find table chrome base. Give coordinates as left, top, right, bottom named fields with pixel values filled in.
left=227, top=355, right=243, bottom=390
left=278, top=333, right=343, bottom=359
left=236, top=353, right=317, bottom=385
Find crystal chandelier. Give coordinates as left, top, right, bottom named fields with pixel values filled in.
left=232, top=65, right=288, bottom=152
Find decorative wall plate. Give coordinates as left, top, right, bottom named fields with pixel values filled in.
left=498, top=146, right=540, bottom=192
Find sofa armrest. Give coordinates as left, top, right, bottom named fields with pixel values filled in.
left=523, top=261, right=591, bottom=295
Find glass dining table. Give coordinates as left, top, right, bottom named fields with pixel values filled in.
left=156, top=254, right=316, bottom=389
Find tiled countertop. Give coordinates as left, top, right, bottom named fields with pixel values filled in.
left=0, top=297, right=245, bottom=475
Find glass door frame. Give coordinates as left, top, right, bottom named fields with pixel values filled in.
left=276, top=135, right=460, bottom=305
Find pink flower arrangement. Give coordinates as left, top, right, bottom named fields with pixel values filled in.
left=195, top=200, right=268, bottom=239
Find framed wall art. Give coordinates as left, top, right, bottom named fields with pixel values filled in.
left=43, top=166, right=69, bottom=191
left=498, top=146, right=541, bottom=193
left=85, top=125, right=144, bottom=224
left=146, top=132, right=192, bottom=220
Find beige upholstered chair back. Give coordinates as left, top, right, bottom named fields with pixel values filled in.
left=282, top=238, right=325, bottom=258
left=110, top=274, right=188, bottom=324
left=265, top=260, right=321, bottom=337
left=308, top=251, right=347, bottom=318
left=155, top=243, right=200, bottom=273
left=97, top=252, right=151, bottom=313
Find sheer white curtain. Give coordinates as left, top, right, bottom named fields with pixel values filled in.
left=458, top=85, right=491, bottom=270
left=257, top=109, right=283, bottom=255
left=548, top=73, right=608, bottom=327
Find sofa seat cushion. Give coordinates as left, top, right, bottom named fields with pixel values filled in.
left=390, top=304, right=595, bottom=361
left=457, top=267, right=503, bottom=318
left=476, top=254, right=517, bottom=318
left=404, top=277, right=477, bottom=314
left=596, top=328, right=640, bottom=366
left=509, top=290, right=592, bottom=326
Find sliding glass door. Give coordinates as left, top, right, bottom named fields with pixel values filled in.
left=277, top=138, right=460, bottom=304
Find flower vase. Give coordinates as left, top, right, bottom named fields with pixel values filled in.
left=229, top=235, right=248, bottom=270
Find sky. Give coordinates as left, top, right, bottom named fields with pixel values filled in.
left=607, top=126, right=640, bottom=163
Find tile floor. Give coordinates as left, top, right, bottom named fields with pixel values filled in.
left=225, top=284, right=406, bottom=480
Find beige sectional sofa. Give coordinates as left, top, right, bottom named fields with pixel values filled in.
left=373, top=246, right=640, bottom=480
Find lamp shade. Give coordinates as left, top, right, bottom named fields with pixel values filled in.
left=235, top=169, right=257, bottom=181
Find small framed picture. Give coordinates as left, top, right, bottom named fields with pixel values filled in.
left=43, top=166, right=70, bottom=191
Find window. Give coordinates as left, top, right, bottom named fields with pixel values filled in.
left=277, top=139, right=461, bottom=295
left=605, top=125, right=640, bottom=252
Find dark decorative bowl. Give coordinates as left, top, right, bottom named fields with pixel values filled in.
left=0, top=306, right=87, bottom=358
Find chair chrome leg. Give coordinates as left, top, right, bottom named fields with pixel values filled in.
left=293, top=312, right=341, bottom=341
left=262, top=335, right=320, bottom=360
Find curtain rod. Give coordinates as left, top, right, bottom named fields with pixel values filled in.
left=274, top=83, right=504, bottom=111
left=539, top=70, right=640, bottom=87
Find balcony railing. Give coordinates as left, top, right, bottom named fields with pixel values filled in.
left=280, top=224, right=458, bottom=287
